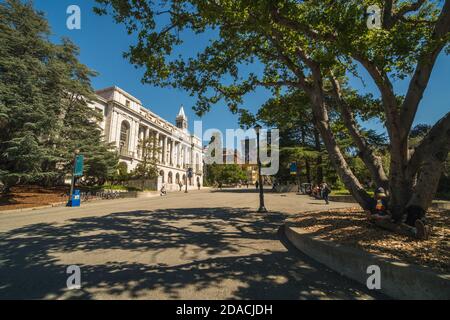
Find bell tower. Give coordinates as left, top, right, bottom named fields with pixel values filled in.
left=176, top=105, right=188, bottom=130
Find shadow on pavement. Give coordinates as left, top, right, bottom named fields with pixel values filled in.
left=0, top=206, right=385, bottom=299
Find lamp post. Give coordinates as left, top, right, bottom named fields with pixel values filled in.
left=255, top=124, right=267, bottom=213
left=185, top=164, right=189, bottom=193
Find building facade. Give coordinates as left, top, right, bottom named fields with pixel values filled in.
left=90, top=86, right=203, bottom=191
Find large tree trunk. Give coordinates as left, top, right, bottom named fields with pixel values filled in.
left=388, top=134, right=412, bottom=221
left=301, top=126, right=312, bottom=183
left=310, top=93, right=372, bottom=209
left=408, top=158, right=445, bottom=210
left=288, top=52, right=372, bottom=209
left=330, top=77, right=389, bottom=189
left=313, top=127, right=323, bottom=183
left=406, top=112, right=450, bottom=210
left=305, top=159, right=312, bottom=183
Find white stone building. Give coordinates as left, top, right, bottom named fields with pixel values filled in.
left=90, top=86, right=203, bottom=191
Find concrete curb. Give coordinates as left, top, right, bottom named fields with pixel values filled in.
left=328, top=196, right=450, bottom=210
left=431, top=201, right=450, bottom=210
left=284, top=222, right=450, bottom=300
left=0, top=201, right=67, bottom=214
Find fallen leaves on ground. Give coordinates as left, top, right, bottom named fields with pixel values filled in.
left=290, top=208, right=449, bottom=273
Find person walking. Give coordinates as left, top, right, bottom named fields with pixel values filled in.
left=321, top=182, right=331, bottom=205
left=197, top=180, right=201, bottom=190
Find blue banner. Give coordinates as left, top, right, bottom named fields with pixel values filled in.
left=74, top=155, right=84, bottom=177
left=290, top=162, right=297, bottom=175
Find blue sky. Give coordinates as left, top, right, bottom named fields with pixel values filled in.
left=33, top=0, right=449, bottom=141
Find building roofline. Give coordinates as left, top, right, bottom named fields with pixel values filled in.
left=95, top=85, right=202, bottom=143
left=95, top=86, right=142, bottom=105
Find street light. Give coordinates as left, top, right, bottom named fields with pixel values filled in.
left=255, top=124, right=267, bottom=213
left=185, top=164, right=189, bottom=193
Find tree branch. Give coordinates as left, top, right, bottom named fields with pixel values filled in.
left=352, top=53, right=400, bottom=139
left=406, top=111, right=450, bottom=180
left=400, top=0, right=450, bottom=136
left=392, top=0, right=427, bottom=24
left=329, top=75, right=389, bottom=188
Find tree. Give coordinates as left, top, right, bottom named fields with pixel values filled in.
left=257, top=90, right=389, bottom=187
left=0, top=0, right=118, bottom=192
left=131, top=136, right=160, bottom=190
left=0, top=0, right=59, bottom=192
left=94, top=0, right=450, bottom=220
left=111, top=161, right=130, bottom=185
left=204, top=163, right=246, bottom=186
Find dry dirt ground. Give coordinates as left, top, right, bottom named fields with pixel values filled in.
left=290, top=207, right=449, bottom=273
left=0, top=186, right=68, bottom=211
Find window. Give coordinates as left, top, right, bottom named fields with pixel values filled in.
left=119, top=121, right=130, bottom=154
left=125, top=100, right=131, bottom=108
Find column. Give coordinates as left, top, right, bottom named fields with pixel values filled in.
left=170, top=140, right=174, bottom=166
left=155, top=132, right=160, bottom=162
left=159, top=134, right=163, bottom=163
left=132, top=120, right=139, bottom=158
left=110, top=110, right=119, bottom=145
left=182, top=145, right=185, bottom=168
left=137, top=128, right=141, bottom=159
left=177, top=142, right=181, bottom=167
left=107, top=109, right=116, bottom=143
left=150, top=129, right=155, bottom=158
left=163, top=135, right=168, bottom=165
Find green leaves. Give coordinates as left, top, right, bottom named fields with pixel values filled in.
left=0, top=0, right=118, bottom=190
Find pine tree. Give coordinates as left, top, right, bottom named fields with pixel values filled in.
left=0, top=0, right=118, bottom=193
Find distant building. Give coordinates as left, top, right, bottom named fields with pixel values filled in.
left=89, top=86, right=203, bottom=191
left=222, top=148, right=242, bottom=164
left=240, top=138, right=258, bottom=184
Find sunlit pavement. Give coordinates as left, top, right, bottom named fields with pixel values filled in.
left=0, top=188, right=385, bottom=299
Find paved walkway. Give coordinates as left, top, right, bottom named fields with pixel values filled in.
left=0, top=189, right=384, bottom=299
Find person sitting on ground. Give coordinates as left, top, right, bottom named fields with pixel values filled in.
left=401, top=205, right=431, bottom=240
left=369, top=187, right=389, bottom=217
left=367, top=188, right=430, bottom=240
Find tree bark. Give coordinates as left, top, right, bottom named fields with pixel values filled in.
left=310, top=92, right=372, bottom=209
left=330, top=76, right=389, bottom=189
left=313, top=127, right=323, bottom=183
left=305, top=158, right=311, bottom=183
left=293, top=49, right=372, bottom=209
left=407, top=157, right=446, bottom=210
left=301, top=126, right=312, bottom=183
left=407, top=112, right=450, bottom=210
